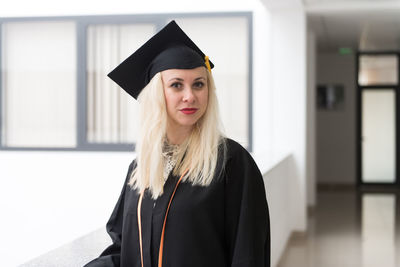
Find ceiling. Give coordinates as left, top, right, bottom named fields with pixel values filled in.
left=305, top=0, right=400, bottom=52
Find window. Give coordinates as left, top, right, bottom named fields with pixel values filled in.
left=1, top=21, right=76, bottom=148
left=359, top=55, right=398, bottom=86
left=0, top=13, right=252, bottom=151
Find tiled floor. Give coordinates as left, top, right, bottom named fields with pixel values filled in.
left=278, top=189, right=400, bottom=267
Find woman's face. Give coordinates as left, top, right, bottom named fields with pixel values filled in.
left=161, top=66, right=209, bottom=132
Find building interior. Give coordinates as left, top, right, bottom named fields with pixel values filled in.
left=1, top=0, right=400, bottom=266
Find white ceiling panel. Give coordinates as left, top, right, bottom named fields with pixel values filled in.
left=258, top=0, right=400, bottom=52
left=306, top=1, right=400, bottom=52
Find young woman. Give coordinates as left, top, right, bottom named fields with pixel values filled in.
left=85, top=20, right=270, bottom=267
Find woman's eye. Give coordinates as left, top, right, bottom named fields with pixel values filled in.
left=170, top=82, right=182, bottom=89
left=193, top=82, right=205, bottom=89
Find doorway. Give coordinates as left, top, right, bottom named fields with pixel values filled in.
left=357, top=52, right=400, bottom=185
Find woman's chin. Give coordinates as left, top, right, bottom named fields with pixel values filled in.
left=173, top=117, right=201, bottom=128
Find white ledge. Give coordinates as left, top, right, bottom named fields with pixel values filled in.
left=252, top=150, right=293, bottom=176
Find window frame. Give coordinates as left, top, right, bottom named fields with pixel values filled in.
left=0, top=12, right=253, bottom=152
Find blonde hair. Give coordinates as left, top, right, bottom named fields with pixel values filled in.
left=129, top=70, right=226, bottom=198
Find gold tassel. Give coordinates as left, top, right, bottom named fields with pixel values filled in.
left=204, top=56, right=212, bottom=73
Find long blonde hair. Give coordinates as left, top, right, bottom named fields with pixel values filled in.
left=129, top=70, right=226, bottom=198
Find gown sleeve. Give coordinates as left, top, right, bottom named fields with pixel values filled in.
left=224, top=142, right=270, bottom=267
left=84, top=160, right=136, bottom=267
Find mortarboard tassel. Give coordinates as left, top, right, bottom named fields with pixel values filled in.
left=204, top=56, right=212, bottom=73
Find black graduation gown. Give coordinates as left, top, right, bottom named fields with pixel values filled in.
left=84, top=138, right=270, bottom=267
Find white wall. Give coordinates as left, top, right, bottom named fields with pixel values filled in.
left=0, top=151, right=134, bottom=266
left=263, top=155, right=299, bottom=267
left=270, top=8, right=307, bottom=231
left=317, top=52, right=356, bottom=184
left=252, top=0, right=273, bottom=157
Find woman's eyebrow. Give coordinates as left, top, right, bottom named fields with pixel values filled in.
left=168, top=77, right=206, bottom=82
left=168, top=77, right=184, bottom=82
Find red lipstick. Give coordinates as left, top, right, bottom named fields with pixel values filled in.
left=180, top=108, right=198, bottom=114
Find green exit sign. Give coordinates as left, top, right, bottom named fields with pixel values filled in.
left=339, top=47, right=353, bottom=55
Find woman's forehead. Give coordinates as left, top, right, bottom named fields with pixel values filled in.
left=161, top=67, right=207, bottom=80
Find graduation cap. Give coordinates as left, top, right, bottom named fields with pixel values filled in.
left=108, top=20, right=214, bottom=99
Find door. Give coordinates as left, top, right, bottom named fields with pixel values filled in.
left=357, top=53, right=399, bottom=185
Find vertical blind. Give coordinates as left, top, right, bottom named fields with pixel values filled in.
left=86, top=24, right=155, bottom=144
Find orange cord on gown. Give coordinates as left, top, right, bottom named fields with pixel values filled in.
left=137, top=169, right=189, bottom=267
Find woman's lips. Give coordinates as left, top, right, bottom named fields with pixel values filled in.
left=180, top=108, right=198, bottom=115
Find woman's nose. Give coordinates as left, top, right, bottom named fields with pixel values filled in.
left=182, top=87, right=195, bottom=103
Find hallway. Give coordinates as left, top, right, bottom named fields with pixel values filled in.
left=278, top=189, right=400, bottom=267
